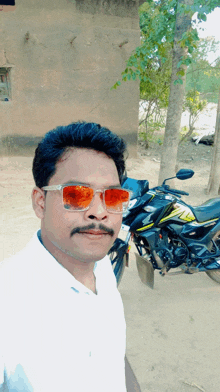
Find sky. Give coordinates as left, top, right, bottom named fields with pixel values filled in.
left=194, top=7, right=220, bottom=63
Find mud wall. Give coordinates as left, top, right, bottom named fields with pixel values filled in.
left=0, top=0, right=144, bottom=156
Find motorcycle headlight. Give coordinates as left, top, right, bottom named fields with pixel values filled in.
left=143, top=206, right=157, bottom=212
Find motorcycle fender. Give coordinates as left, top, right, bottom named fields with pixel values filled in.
left=135, top=253, right=154, bottom=289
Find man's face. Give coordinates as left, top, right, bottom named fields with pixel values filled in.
left=33, top=148, right=123, bottom=264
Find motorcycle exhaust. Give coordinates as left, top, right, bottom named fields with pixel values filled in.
left=135, top=253, right=154, bottom=289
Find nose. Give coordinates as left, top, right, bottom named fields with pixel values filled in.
left=84, top=191, right=108, bottom=221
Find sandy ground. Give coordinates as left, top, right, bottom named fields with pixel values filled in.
left=1, top=141, right=220, bottom=392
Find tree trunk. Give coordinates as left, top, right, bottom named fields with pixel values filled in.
left=158, top=0, right=193, bottom=185
left=206, top=88, right=220, bottom=195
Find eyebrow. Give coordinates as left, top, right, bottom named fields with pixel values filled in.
left=62, top=180, right=122, bottom=188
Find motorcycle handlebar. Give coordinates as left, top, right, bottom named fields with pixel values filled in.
left=168, top=188, right=189, bottom=196
left=156, top=186, right=189, bottom=196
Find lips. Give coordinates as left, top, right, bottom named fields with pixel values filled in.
left=77, top=230, right=110, bottom=241
left=79, top=230, right=109, bottom=235
left=70, top=224, right=114, bottom=238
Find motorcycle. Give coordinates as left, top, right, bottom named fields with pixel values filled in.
left=108, top=169, right=220, bottom=288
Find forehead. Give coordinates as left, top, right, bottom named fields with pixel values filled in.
left=49, top=148, right=120, bottom=187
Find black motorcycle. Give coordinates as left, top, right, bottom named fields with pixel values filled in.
left=108, top=169, right=220, bottom=288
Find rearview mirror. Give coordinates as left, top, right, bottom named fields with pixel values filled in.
left=176, top=169, right=194, bottom=180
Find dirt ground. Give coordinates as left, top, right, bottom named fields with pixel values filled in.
left=1, top=141, right=220, bottom=392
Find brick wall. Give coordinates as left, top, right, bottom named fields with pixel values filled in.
left=0, top=0, right=144, bottom=156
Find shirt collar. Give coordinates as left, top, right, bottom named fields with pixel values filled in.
left=33, top=230, right=99, bottom=295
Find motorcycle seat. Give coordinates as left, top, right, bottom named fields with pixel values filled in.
left=192, top=197, right=220, bottom=223
left=122, top=177, right=149, bottom=198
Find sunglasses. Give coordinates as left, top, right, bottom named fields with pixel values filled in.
left=41, top=183, right=131, bottom=213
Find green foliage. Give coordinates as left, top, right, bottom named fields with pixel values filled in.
left=139, top=106, right=166, bottom=148
left=121, top=0, right=180, bottom=82
left=186, top=38, right=220, bottom=103
left=179, top=89, right=207, bottom=143
left=113, top=1, right=220, bottom=152
left=179, top=125, right=192, bottom=142
left=140, top=42, right=172, bottom=106
left=174, top=78, right=184, bottom=85
left=139, top=124, right=164, bottom=146
left=180, top=125, right=189, bottom=135
left=182, top=89, right=207, bottom=142
left=111, top=81, right=121, bottom=90
left=113, top=0, right=198, bottom=90
left=184, top=89, right=207, bottom=116
left=112, top=1, right=220, bottom=92
left=138, top=123, right=154, bottom=144
left=191, top=0, right=220, bottom=20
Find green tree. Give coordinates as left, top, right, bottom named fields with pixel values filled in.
left=184, top=45, right=220, bottom=195
left=206, top=58, right=220, bottom=194
left=112, top=0, right=220, bottom=183
left=139, top=42, right=172, bottom=147
left=157, top=0, right=219, bottom=184
left=158, top=0, right=196, bottom=184
left=207, top=88, right=220, bottom=195
left=186, top=37, right=220, bottom=103
left=180, top=89, right=207, bottom=143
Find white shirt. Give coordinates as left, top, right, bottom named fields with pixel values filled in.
left=0, top=231, right=126, bottom=392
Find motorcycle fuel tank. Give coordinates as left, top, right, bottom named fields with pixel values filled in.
left=130, top=195, right=173, bottom=233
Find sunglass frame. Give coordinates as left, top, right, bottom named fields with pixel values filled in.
left=42, top=183, right=131, bottom=213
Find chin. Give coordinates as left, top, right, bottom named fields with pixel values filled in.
left=82, top=251, right=107, bottom=263
left=78, top=241, right=114, bottom=261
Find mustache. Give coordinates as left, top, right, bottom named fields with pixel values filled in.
left=70, top=223, right=115, bottom=238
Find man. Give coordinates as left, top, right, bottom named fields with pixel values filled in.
left=0, top=122, right=141, bottom=391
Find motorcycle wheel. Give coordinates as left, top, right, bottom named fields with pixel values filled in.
left=206, top=270, right=220, bottom=284
left=108, top=239, right=127, bottom=287
left=206, top=231, right=220, bottom=284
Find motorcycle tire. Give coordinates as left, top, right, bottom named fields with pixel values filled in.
left=206, top=231, right=220, bottom=284
left=206, top=270, right=220, bottom=284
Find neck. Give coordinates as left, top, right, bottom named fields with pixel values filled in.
left=40, top=233, right=97, bottom=294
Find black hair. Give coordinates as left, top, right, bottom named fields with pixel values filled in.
left=32, top=121, right=127, bottom=188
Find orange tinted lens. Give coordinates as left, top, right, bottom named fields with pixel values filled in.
left=104, top=189, right=130, bottom=212
left=63, top=186, right=93, bottom=210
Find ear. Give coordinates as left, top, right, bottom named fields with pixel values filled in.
left=32, top=187, right=46, bottom=219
